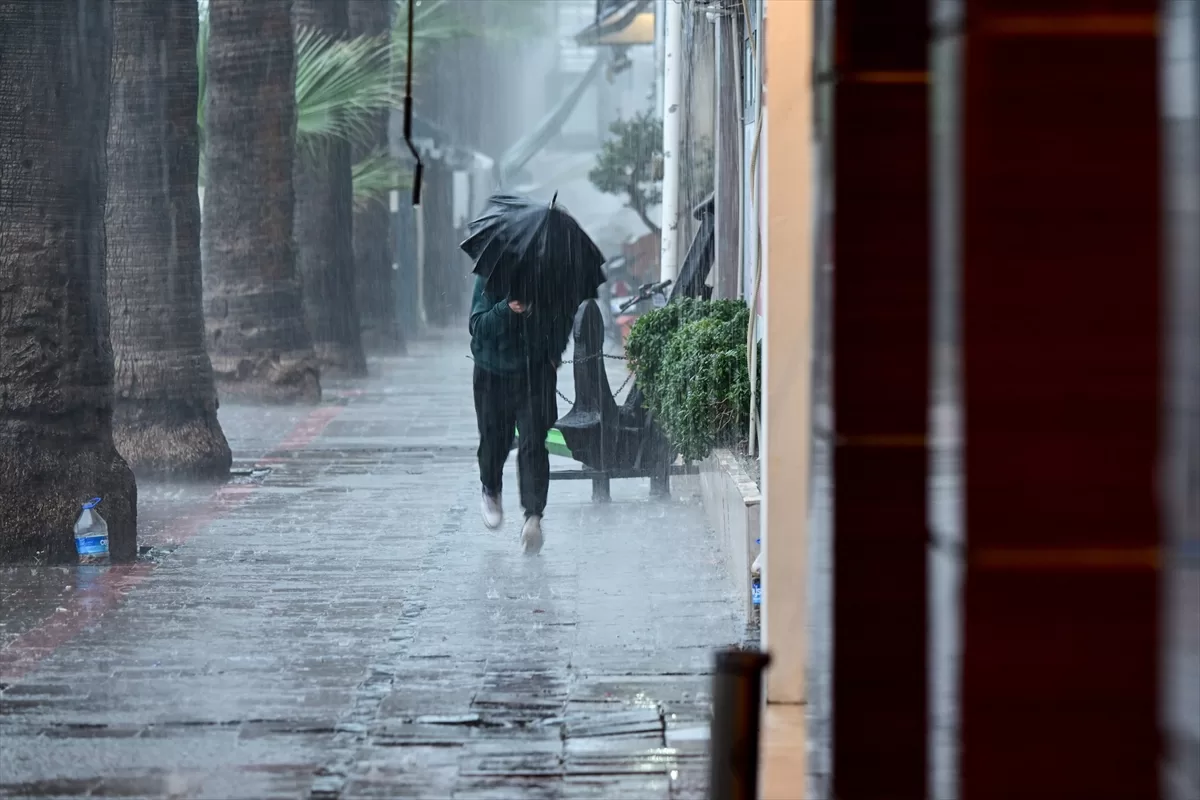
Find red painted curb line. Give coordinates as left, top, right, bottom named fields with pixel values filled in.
left=0, top=403, right=347, bottom=684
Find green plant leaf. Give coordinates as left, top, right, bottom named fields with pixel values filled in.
left=352, top=149, right=412, bottom=209
left=198, top=17, right=397, bottom=181
left=589, top=110, right=664, bottom=233
left=294, top=26, right=398, bottom=154
left=390, top=0, right=463, bottom=84
left=197, top=0, right=537, bottom=187
left=627, top=299, right=757, bottom=461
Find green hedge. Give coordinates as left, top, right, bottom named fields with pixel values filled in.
left=626, top=298, right=757, bottom=461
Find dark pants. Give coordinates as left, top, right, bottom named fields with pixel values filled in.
left=474, top=364, right=559, bottom=517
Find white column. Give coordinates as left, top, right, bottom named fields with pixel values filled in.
left=654, top=0, right=668, bottom=115
left=414, top=203, right=428, bottom=327
left=658, top=0, right=684, bottom=283
left=761, top=0, right=815, bottom=705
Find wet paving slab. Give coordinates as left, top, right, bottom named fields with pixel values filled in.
left=0, top=331, right=741, bottom=799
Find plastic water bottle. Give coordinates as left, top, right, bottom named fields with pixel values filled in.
left=74, top=497, right=109, bottom=565
left=750, top=539, right=762, bottom=607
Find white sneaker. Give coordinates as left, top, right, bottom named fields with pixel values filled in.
left=481, top=488, right=503, bottom=529
left=521, top=515, right=544, bottom=555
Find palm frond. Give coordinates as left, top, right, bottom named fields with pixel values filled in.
left=352, top=150, right=412, bottom=210
left=392, top=0, right=464, bottom=41
left=394, top=0, right=548, bottom=45
left=294, top=27, right=398, bottom=154
left=390, top=0, right=464, bottom=85
left=196, top=0, right=532, bottom=188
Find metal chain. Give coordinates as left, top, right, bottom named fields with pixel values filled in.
left=560, top=352, right=628, bottom=365
left=467, top=351, right=627, bottom=367
left=556, top=369, right=636, bottom=406
left=554, top=351, right=631, bottom=403
left=465, top=352, right=633, bottom=405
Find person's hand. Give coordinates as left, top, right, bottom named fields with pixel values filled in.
left=507, top=300, right=526, bottom=314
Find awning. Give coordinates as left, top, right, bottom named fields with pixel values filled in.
left=575, top=0, right=655, bottom=47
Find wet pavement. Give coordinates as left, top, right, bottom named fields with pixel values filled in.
left=0, top=330, right=744, bottom=800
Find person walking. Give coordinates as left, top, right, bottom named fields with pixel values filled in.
left=470, top=275, right=573, bottom=554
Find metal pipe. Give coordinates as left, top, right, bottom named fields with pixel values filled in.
left=659, top=0, right=684, bottom=282
left=709, top=648, right=771, bottom=800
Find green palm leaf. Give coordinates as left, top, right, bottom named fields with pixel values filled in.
left=352, top=150, right=412, bottom=210
left=196, top=0, right=541, bottom=193
left=389, top=0, right=462, bottom=84
left=294, top=26, right=398, bottom=154
left=391, top=0, right=546, bottom=49
left=198, top=14, right=398, bottom=183
left=392, top=0, right=464, bottom=44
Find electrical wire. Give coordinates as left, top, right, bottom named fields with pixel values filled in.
left=403, top=0, right=424, bottom=206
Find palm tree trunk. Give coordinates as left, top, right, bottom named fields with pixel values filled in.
left=0, top=0, right=138, bottom=564
left=349, top=0, right=405, bottom=354
left=201, top=0, right=322, bottom=403
left=107, top=0, right=232, bottom=480
left=293, top=0, right=368, bottom=376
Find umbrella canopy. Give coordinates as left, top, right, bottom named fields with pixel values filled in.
left=460, top=192, right=607, bottom=311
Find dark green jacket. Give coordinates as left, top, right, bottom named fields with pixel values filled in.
left=469, top=276, right=573, bottom=374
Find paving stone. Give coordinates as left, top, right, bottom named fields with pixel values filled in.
left=450, top=777, right=565, bottom=800
left=564, top=748, right=703, bottom=777
left=564, top=708, right=664, bottom=739
left=564, top=734, right=665, bottom=756
left=458, top=751, right=563, bottom=778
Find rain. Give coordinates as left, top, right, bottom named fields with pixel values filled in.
left=0, top=1, right=1197, bottom=799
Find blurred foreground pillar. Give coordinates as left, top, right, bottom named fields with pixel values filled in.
left=829, top=0, right=929, bottom=796
left=761, top=0, right=814, bottom=708
left=936, top=1, right=1163, bottom=797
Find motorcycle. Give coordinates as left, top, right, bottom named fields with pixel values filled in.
left=613, top=279, right=673, bottom=346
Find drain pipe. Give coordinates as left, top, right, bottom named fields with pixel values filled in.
left=659, top=0, right=684, bottom=283
left=709, top=648, right=771, bottom=800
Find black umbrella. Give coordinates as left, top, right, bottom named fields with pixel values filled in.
left=460, top=192, right=607, bottom=310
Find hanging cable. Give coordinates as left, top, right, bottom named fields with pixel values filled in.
left=403, top=0, right=423, bottom=206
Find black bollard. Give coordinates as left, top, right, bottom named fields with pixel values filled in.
left=709, top=648, right=772, bottom=800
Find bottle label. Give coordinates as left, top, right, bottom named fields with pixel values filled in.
left=76, top=534, right=109, bottom=556
left=751, top=581, right=762, bottom=606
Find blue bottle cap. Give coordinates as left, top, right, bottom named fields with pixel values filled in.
left=81, top=497, right=102, bottom=510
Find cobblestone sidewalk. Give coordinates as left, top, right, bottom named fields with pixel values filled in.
left=0, top=330, right=744, bottom=800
